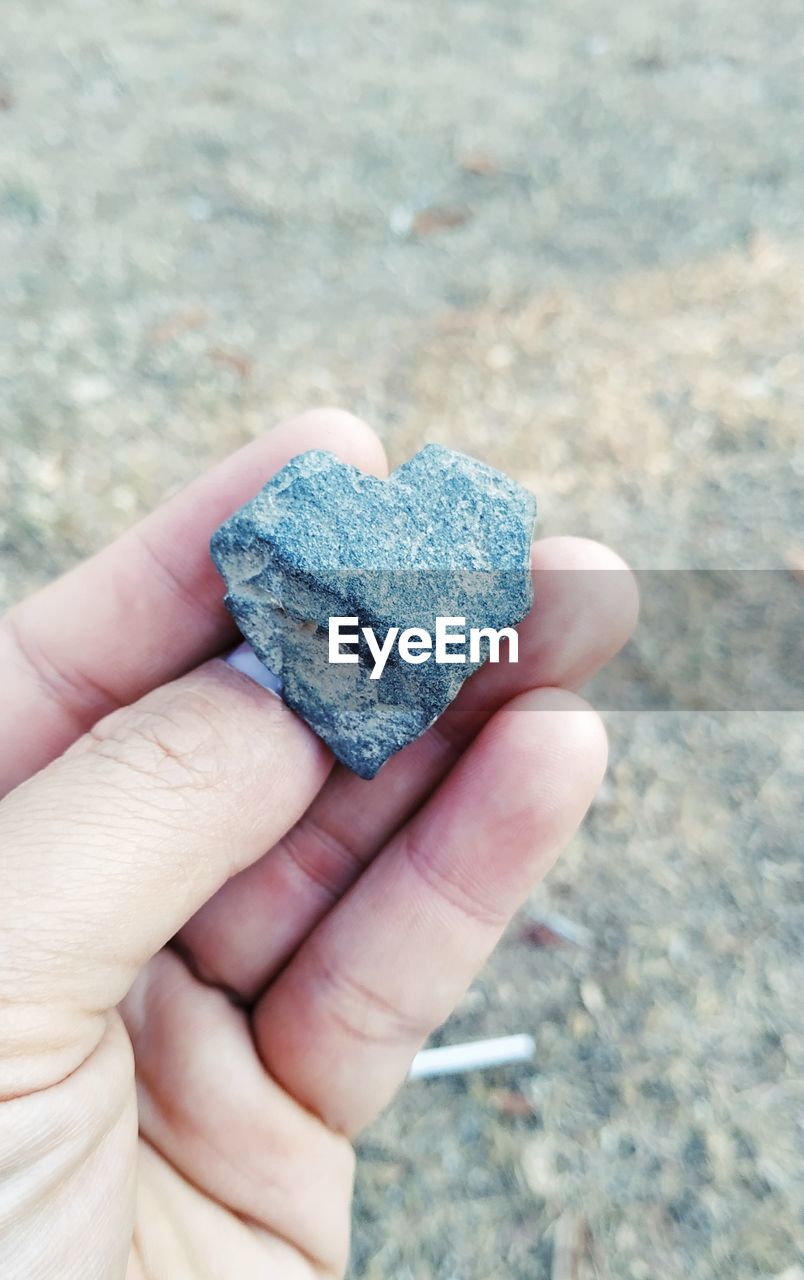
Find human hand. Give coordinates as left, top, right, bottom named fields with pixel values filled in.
left=0, top=411, right=638, bottom=1280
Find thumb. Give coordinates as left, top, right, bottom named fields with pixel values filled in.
left=0, top=659, right=330, bottom=1097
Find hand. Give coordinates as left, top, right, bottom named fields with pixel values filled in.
left=0, top=411, right=638, bottom=1280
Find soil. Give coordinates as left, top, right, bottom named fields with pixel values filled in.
left=1, top=3, right=802, bottom=1276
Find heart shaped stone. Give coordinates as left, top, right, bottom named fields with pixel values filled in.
left=211, top=444, right=536, bottom=778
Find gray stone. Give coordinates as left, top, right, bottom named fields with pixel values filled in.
left=210, top=445, right=536, bottom=778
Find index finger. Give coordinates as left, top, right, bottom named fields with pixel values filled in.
left=0, top=409, right=387, bottom=795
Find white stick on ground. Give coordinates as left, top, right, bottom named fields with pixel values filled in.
left=409, top=1034, right=535, bottom=1080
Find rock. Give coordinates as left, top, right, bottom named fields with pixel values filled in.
left=210, top=444, right=536, bottom=778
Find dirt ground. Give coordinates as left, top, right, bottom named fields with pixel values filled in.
left=1, top=2, right=802, bottom=1277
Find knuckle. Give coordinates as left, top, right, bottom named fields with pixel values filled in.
left=84, top=685, right=227, bottom=794
left=402, top=826, right=508, bottom=931
left=313, top=946, right=433, bottom=1050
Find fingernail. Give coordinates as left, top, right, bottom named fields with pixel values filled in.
left=224, top=641, right=283, bottom=697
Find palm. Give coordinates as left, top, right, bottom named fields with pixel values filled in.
left=124, top=990, right=352, bottom=1280
left=131, top=1148, right=328, bottom=1280
left=121, top=925, right=360, bottom=1280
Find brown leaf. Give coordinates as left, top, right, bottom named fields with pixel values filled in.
left=520, top=921, right=569, bottom=949
left=410, top=206, right=470, bottom=237
left=459, top=150, right=499, bottom=176
left=487, top=1087, right=536, bottom=1118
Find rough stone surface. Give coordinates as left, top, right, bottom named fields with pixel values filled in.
left=211, top=445, right=536, bottom=777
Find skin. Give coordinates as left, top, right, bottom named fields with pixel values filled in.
left=0, top=410, right=638, bottom=1280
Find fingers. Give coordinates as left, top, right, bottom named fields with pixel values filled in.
left=252, top=687, right=608, bottom=1136
left=0, top=661, right=331, bottom=1098
left=0, top=409, right=386, bottom=796
left=178, top=537, right=636, bottom=1000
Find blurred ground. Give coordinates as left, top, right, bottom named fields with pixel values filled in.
left=1, top=2, right=803, bottom=1277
